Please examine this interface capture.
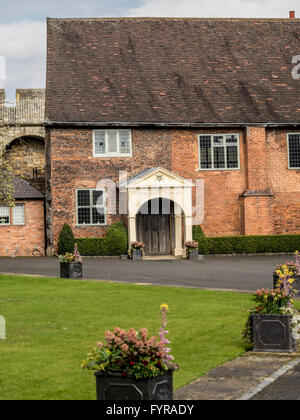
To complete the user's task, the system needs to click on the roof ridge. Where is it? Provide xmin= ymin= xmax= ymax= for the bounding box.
xmin=47 ymin=17 xmax=300 ymax=22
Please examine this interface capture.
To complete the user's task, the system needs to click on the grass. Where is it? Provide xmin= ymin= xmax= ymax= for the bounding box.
xmin=0 ymin=274 xmax=295 ymax=400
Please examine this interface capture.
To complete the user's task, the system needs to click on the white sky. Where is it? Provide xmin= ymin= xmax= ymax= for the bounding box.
xmin=0 ymin=0 xmax=298 ymax=100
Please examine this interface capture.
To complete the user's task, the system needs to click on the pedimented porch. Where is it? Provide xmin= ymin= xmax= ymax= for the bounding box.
xmin=119 ymin=167 xmax=194 ymax=257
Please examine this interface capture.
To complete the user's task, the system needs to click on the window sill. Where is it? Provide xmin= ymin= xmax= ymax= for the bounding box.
xmin=93 ymin=154 xmax=132 ymax=158
xmin=196 ymin=167 xmax=241 ymax=172
xmin=76 ymin=224 xmax=107 ymax=228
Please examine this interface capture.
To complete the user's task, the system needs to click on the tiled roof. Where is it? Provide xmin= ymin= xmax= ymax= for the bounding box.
xmin=46 ymin=17 xmax=300 ymax=125
xmin=13 ymin=177 xmax=44 ymax=200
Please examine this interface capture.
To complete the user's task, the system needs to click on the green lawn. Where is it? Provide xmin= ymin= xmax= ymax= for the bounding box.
xmin=0 ymin=274 xmax=286 ymax=400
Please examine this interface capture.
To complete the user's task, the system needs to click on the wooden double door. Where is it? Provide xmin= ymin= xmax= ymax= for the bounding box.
xmin=136 ymin=199 xmax=174 ymax=255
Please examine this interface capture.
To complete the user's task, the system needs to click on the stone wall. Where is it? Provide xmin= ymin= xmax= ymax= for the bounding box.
xmin=0 ymin=89 xmax=46 ymax=193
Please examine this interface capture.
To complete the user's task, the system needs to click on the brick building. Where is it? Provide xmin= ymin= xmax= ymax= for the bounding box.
xmin=0 ymin=89 xmax=46 ymax=256
xmin=45 ymin=17 xmax=300 ymax=256
xmin=0 ymin=177 xmax=45 ymax=256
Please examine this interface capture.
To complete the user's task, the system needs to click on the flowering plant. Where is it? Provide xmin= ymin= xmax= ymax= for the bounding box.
xmin=82 ymin=304 xmax=178 ymax=379
xmin=242 ymin=282 xmax=297 ymax=346
xmin=129 ymin=241 xmax=145 ymax=251
xmin=128 ymin=241 xmax=145 ymax=259
xmin=252 ymin=287 xmax=295 ymax=315
xmin=275 ymin=251 xmax=300 ymax=279
xmin=184 ymin=240 xmax=199 ymax=251
xmin=59 ymin=244 xmax=83 ymax=264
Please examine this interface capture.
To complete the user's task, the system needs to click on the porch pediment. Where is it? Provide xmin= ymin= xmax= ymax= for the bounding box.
xmin=118 ymin=167 xmax=194 ymax=189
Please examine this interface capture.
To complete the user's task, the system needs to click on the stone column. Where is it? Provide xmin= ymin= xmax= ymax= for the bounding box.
xmin=184 ymin=215 xmax=193 ymax=242
xmin=174 ymin=214 xmax=183 ymax=256
xmin=128 ymin=216 xmax=137 ymax=243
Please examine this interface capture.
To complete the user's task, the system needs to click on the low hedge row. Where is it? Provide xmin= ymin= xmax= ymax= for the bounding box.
xmin=205 ymin=234 xmax=300 ymax=255
xmin=75 ymin=222 xmax=128 ymax=256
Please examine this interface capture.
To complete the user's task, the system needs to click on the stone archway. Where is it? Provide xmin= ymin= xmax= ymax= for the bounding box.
xmin=3 ymin=134 xmax=46 ymax=193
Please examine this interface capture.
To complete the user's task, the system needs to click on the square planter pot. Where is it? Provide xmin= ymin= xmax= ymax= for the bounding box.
xmin=132 ymin=250 xmax=143 ymax=261
xmin=60 ymin=262 xmax=83 ymax=279
xmin=252 ymin=314 xmax=296 ymax=353
xmin=95 ymin=371 xmax=173 ymax=401
xmin=273 ymin=273 xmax=300 ymax=297
xmin=188 ymin=250 xmax=199 ymax=260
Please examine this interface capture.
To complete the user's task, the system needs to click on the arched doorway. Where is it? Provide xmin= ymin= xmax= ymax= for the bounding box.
xmin=136 ymin=198 xmax=183 ymax=256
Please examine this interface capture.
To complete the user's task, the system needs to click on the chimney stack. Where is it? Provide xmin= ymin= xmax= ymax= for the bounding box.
xmin=289 ymin=11 xmax=295 ymax=19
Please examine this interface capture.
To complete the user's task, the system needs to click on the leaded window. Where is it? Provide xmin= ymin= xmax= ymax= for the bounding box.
xmin=13 ymin=204 xmax=25 ymax=225
xmin=199 ymin=134 xmax=239 ymax=170
xmin=94 ymin=130 xmax=132 ymax=157
xmin=76 ymin=190 xmax=106 ymax=225
xmin=288 ymin=134 xmax=300 ymax=169
xmin=0 ymin=207 xmax=10 ymax=225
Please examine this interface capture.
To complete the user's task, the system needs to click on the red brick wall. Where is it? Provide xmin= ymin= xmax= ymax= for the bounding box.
xmin=267 ymin=129 xmax=300 ymax=234
xmin=0 ymin=200 xmax=45 ymax=256
xmin=48 ymin=126 xmax=300 ymax=243
xmin=171 ymin=128 xmax=246 ymax=236
xmin=49 ymin=128 xmax=173 ymax=242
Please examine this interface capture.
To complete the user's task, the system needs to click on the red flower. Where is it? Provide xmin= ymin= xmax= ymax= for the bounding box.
xmin=130 ymin=361 xmax=135 ymax=366
xmin=122 ymin=372 xmax=127 ymax=377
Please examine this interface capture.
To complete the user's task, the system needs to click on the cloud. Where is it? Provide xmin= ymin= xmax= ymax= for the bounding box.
xmin=129 ymin=0 xmax=298 ymax=18
xmin=0 ymin=20 xmax=46 ymax=99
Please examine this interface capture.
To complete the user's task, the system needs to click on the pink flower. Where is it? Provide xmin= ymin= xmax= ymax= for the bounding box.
xmin=97 ymin=342 xmax=103 ymax=349
xmin=120 ymin=344 xmax=129 ymax=354
xmin=114 ymin=327 xmax=121 ymax=335
xmin=140 ymin=328 xmax=148 ymax=340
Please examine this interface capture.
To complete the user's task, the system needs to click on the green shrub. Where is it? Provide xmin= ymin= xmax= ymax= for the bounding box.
xmin=58 ymin=224 xmax=75 ymax=255
xmin=206 ymin=234 xmax=300 ymax=255
xmin=76 ymin=238 xmax=108 ymax=256
xmin=75 ymin=222 xmax=128 ymax=257
xmin=193 ymin=225 xmax=209 ymax=255
xmin=106 ymin=222 xmax=128 ymax=256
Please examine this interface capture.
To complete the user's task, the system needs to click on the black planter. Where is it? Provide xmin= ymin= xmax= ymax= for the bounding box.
xmin=273 ymin=273 xmax=300 ymax=297
xmin=132 ymin=250 xmax=143 ymax=261
xmin=252 ymin=314 xmax=296 ymax=353
xmin=60 ymin=262 xmax=83 ymax=279
xmin=95 ymin=371 xmax=173 ymax=401
xmin=188 ymin=250 xmax=199 ymax=260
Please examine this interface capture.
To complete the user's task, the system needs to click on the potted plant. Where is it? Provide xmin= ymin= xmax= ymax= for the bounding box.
xmin=243 ymin=266 xmax=299 ymax=353
xmin=59 ymin=244 xmax=83 ymax=279
xmin=82 ymin=304 xmax=178 ymax=400
xmin=185 ymin=240 xmax=199 ymax=260
xmin=128 ymin=241 xmax=145 ymax=260
xmin=273 ymin=251 xmax=300 ymax=297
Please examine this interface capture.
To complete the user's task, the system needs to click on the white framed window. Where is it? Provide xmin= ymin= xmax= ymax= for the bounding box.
xmin=0 ymin=207 xmax=10 ymax=225
xmin=13 ymin=204 xmax=25 ymax=226
xmin=76 ymin=189 xmax=106 ymax=226
xmin=198 ymin=134 xmax=240 ymax=170
xmin=93 ymin=129 xmax=132 ymax=157
xmin=288 ymin=133 xmax=300 ymax=169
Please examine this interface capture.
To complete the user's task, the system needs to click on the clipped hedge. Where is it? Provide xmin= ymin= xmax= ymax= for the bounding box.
xmin=75 ymin=222 xmax=128 ymax=257
xmin=76 ymin=237 xmax=108 ymax=257
xmin=193 ymin=225 xmax=209 ymax=255
xmin=206 ymin=234 xmax=300 ymax=255
xmin=58 ymin=223 xmax=75 ymax=255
